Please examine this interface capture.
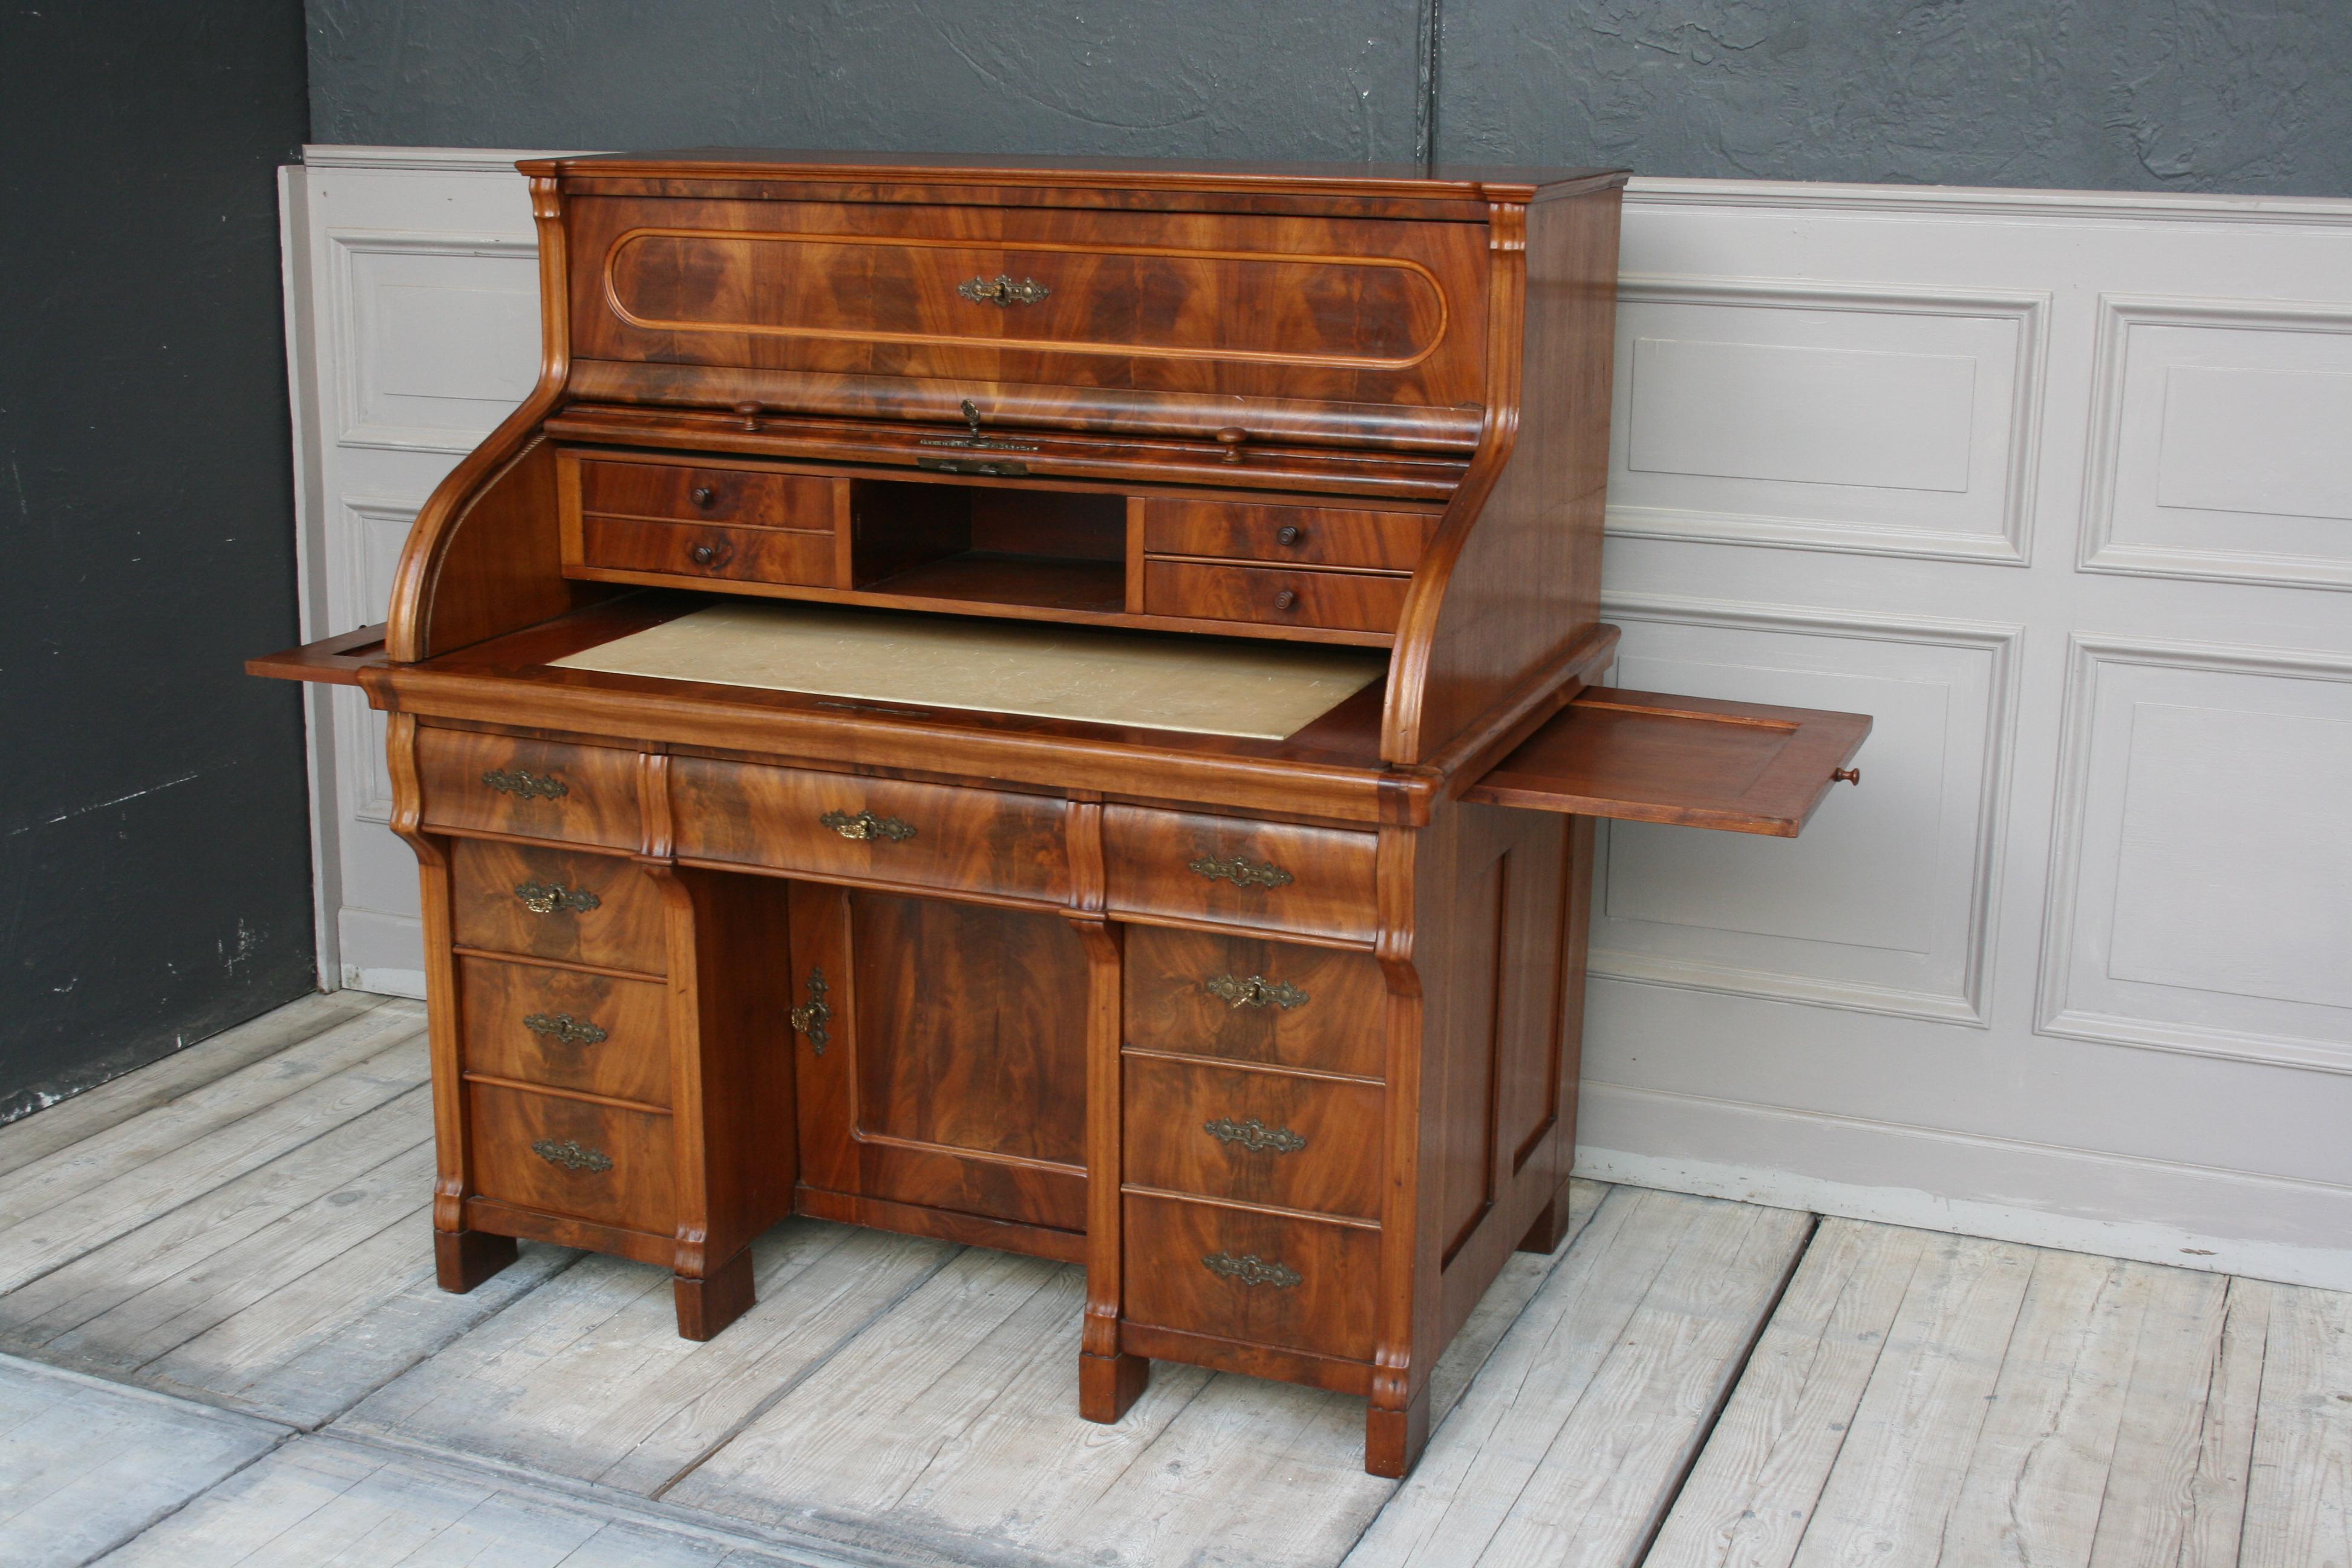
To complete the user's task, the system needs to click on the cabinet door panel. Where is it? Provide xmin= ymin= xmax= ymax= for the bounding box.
xmin=788 ymin=886 xmax=1088 ymax=1235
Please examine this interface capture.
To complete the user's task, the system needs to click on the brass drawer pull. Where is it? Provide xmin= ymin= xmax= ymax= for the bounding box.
xmin=789 ymin=966 xmax=832 ymax=1054
xmin=531 ymin=1137 xmax=612 ymax=1174
xmin=515 ymin=881 xmax=601 ymax=916
xmin=822 ymin=808 xmax=916 ymax=842
xmin=1203 ymin=1252 xmax=1301 ymax=1289
xmin=523 ymin=1011 xmax=607 ymax=1047
xmin=1205 ymin=974 xmax=1308 ymax=1010
xmin=1204 ymin=1116 xmax=1308 ymax=1155
xmin=958 ymin=273 xmax=1050 ymax=307
xmin=1189 ymin=854 xmax=1293 ymax=889
xmin=481 ymin=768 xmax=567 ymax=800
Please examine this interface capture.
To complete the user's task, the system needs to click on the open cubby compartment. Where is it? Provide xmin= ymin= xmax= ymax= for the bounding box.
xmin=848 ymin=479 xmax=1128 ymax=613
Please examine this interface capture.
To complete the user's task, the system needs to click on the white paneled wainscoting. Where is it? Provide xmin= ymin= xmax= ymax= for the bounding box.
xmin=278 ymin=149 xmax=2352 ymax=1289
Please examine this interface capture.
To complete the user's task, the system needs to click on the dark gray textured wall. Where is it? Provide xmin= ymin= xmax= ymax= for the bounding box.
xmin=0 ymin=4 xmax=318 ymax=1120
xmin=305 ymin=0 xmax=2352 ymax=195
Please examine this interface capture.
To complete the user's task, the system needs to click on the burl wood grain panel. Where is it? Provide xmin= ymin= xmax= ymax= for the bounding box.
xmin=577 ymin=457 xmax=841 ymax=528
xmin=1121 ymin=926 xmax=1387 ymax=1079
xmin=456 ymin=955 xmax=671 ymax=1108
xmin=567 ymin=197 xmax=1489 ymax=412
xmin=1141 ymin=498 xmax=1436 ymax=572
xmin=466 ymin=1081 xmax=676 ymax=1236
xmin=1123 ymin=1054 xmax=1384 ymax=1221
xmin=669 ymin=757 xmax=1070 ymax=904
xmin=1102 ymin=806 xmax=1378 ymax=945
xmin=1142 ymin=560 xmax=1411 ymax=636
xmin=414 ymin=727 xmax=642 ymax=851
xmin=574 ymin=515 xmax=836 ymax=589
xmin=447 ymin=839 xmax=668 ymax=975
xmin=1122 ymin=1191 xmax=1379 ymax=1363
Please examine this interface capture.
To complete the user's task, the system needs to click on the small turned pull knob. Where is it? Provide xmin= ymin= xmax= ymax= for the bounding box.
xmin=733 ymin=400 xmax=763 ymax=431
xmin=1275 ymin=524 xmax=1303 ymax=546
xmin=689 ymin=543 xmax=719 ymax=566
xmin=1214 ymin=426 xmax=1248 ymax=463
xmin=1273 ymin=589 xmax=1298 ymax=611
xmin=691 ymin=486 xmax=717 ymax=508
xmin=1833 ymin=767 xmax=1861 ymax=785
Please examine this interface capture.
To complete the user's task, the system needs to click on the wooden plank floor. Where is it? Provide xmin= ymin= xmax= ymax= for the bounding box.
xmin=0 ymin=995 xmax=2344 ymax=1568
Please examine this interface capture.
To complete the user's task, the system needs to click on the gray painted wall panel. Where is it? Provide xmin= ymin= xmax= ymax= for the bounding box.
xmin=305 ymin=0 xmax=1429 ymax=161
xmin=305 ymin=0 xmax=2352 ymax=196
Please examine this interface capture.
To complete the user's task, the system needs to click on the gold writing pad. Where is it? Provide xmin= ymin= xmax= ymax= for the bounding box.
xmin=552 ymin=601 xmax=1387 ymax=741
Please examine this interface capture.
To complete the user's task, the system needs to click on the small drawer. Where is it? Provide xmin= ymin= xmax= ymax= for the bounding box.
xmin=668 ymin=757 xmax=1070 ymax=905
xmin=577 ymin=515 xmax=835 ymax=588
xmin=448 ymin=840 xmax=668 ymax=975
xmin=1122 ymin=1191 xmax=1377 ymax=1364
xmin=1103 ymin=806 xmax=1377 ymax=946
xmin=1123 ymin=927 xmax=1386 ymax=1079
xmin=1143 ymin=560 xmax=1410 ymax=635
xmin=467 ymin=1081 xmax=674 ymax=1236
xmin=457 ymin=955 xmax=670 ymax=1108
xmin=578 ymin=458 xmax=840 ymax=529
xmin=415 ymin=727 xmax=641 ymax=851
xmin=1124 ymin=1055 xmax=1383 ymax=1221
xmin=1142 ymin=498 xmax=1432 ymax=572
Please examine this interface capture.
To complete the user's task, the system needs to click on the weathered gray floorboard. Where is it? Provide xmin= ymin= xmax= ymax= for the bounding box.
xmin=0 ymin=993 xmax=388 ymax=1181
xmin=0 ymin=1351 xmax=286 ymax=1567
xmin=93 ymin=1433 xmax=847 ymax=1567
xmin=2240 ymin=1280 xmax=2352 ymax=1568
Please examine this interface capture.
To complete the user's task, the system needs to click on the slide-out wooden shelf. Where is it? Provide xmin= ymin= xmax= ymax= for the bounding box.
xmin=1465 ymin=686 xmax=1872 ymax=837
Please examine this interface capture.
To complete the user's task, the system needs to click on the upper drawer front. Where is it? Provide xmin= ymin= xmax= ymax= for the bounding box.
xmin=577 ymin=459 xmax=840 ymax=529
xmin=1142 ymin=499 xmax=1434 ymax=572
xmin=457 ymin=955 xmax=671 ymax=1108
xmin=567 ymin=197 xmax=1487 ymax=413
xmin=448 ymin=840 xmax=668 ymax=975
xmin=1124 ymin=1054 xmax=1383 ymax=1222
xmin=416 ymin=727 xmax=641 ymax=851
xmin=1103 ymin=807 xmax=1378 ymax=945
xmin=668 ymin=758 xmax=1070 ymax=904
xmin=575 ymin=515 xmax=835 ymax=589
xmin=1123 ymin=927 xmax=1387 ymax=1079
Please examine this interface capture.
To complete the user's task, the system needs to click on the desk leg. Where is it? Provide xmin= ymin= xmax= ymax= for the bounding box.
xmin=435 ymin=1228 xmax=518 ymax=1293
xmin=1070 ymin=846 xmax=1149 ymax=1423
xmin=674 ymin=1247 xmax=756 ymax=1341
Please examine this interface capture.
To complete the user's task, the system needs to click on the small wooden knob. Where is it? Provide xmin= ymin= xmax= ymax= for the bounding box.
xmin=689 ymin=543 xmax=719 ymax=566
xmin=733 ymin=400 xmax=763 ymax=431
xmin=1275 ymin=525 xmax=1303 ymax=546
xmin=1832 ymin=767 xmax=1861 ymax=785
xmin=1273 ymin=589 xmax=1298 ymax=611
xmin=691 ymin=486 xmax=717 ymax=508
xmin=1214 ymin=426 xmax=1247 ymax=463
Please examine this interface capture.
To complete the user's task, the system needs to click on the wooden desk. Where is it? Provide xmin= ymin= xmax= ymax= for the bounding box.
xmin=255 ymin=151 xmax=1867 ymax=1478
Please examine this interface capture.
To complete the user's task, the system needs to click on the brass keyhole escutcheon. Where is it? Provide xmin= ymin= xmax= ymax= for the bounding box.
xmin=531 ymin=1138 xmax=612 ymax=1174
xmin=1204 ymin=1116 xmax=1308 ymax=1155
xmin=820 ymin=808 xmax=916 ymax=842
xmin=523 ymin=1011 xmax=607 ymax=1047
xmin=1189 ymin=854 xmax=1293 ymax=889
xmin=789 ymin=967 xmax=832 ymax=1054
xmin=1204 ymin=974 xmax=1308 ymax=1010
xmin=1202 ymin=1252 xmax=1300 ymax=1289
xmin=514 ymin=881 xmax=599 ymax=916
xmin=482 ymin=768 xmax=567 ymax=800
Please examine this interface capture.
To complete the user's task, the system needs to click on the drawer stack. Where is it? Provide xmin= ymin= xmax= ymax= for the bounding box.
xmin=1106 ymin=808 xmax=1388 ymax=1378
xmin=1137 ymin=498 xmax=1433 ymax=637
xmin=566 ymin=456 xmax=840 ymax=589
xmin=416 ymin=729 xmax=682 ymax=1262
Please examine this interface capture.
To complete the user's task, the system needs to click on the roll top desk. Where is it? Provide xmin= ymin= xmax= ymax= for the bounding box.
xmin=254 ymin=151 xmax=1867 ymax=1478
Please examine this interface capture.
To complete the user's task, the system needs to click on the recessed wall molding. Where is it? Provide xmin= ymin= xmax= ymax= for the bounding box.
xmin=332 ymin=498 xmax=420 ymax=825
xmin=2038 ymin=633 xmax=2352 ymax=1072
xmin=1592 ymin=592 xmax=2022 ymax=1025
xmin=2079 ymin=293 xmax=2352 ymax=592
xmin=327 ymin=227 xmax=541 ymax=454
xmin=1606 ymin=274 xmax=2048 ymax=565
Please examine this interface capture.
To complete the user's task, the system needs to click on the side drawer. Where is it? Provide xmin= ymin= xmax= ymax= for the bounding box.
xmin=1143 ymin=559 xmax=1410 ymax=635
xmin=448 ymin=840 xmax=668 ymax=975
xmin=457 ymin=955 xmax=670 ymax=1108
xmin=1123 ymin=927 xmax=1386 ymax=1079
xmin=577 ymin=514 xmax=835 ymax=588
xmin=577 ymin=457 xmax=841 ymax=529
xmin=467 ymin=1082 xmax=675 ymax=1236
xmin=1103 ymin=806 xmax=1377 ymax=945
xmin=1141 ymin=498 xmax=1433 ymax=572
xmin=415 ymin=727 xmax=641 ymax=851
xmin=669 ymin=758 xmax=1070 ymax=905
xmin=1122 ymin=1191 xmax=1377 ymax=1364
xmin=1124 ymin=1054 xmax=1383 ymax=1221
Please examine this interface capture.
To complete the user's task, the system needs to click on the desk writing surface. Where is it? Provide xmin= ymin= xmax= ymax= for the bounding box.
xmin=550 ymin=601 xmax=1387 ymax=741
